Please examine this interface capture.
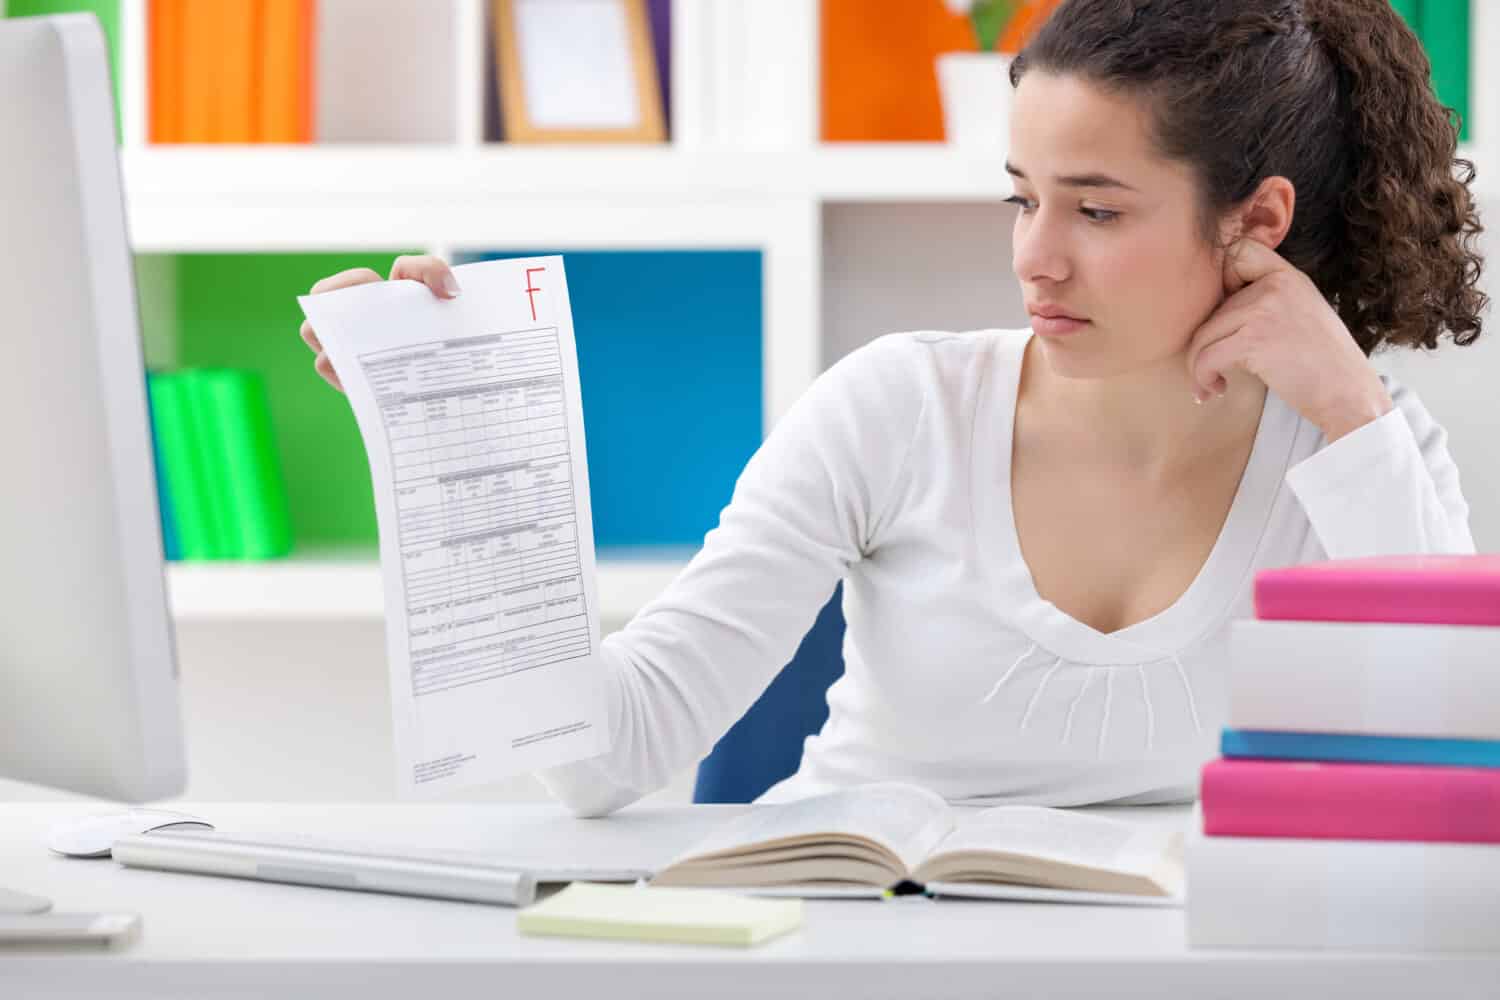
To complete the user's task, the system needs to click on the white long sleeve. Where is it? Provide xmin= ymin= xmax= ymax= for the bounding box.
xmin=536 ymin=334 xmax=926 ymax=816
xmin=1285 ymin=375 xmax=1475 ymax=558
xmin=536 ymin=329 xmax=1479 ymax=818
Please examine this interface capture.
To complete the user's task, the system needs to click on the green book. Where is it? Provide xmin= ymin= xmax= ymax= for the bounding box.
xmin=196 ymin=369 xmax=294 ymax=560
xmin=4 ymin=0 xmax=122 ymax=137
xmin=147 ymin=372 xmax=220 ymax=560
xmin=177 ymin=369 xmax=236 ymax=559
xmin=517 ymin=882 xmax=803 ymax=948
xmin=1418 ymin=0 xmax=1470 ymax=143
xmin=144 ymin=371 xmax=183 ymax=561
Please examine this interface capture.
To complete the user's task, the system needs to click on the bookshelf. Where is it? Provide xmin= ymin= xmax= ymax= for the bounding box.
xmin=84 ymin=0 xmax=1500 ymax=622
xmin=0 ymin=0 xmax=1483 ymax=808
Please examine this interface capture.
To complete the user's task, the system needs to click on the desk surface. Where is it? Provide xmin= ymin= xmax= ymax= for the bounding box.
xmin=2 ymin=800 xmax=1497 ymax=999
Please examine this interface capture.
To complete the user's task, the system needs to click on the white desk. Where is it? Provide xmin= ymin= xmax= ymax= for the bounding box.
xmin=2 ymin=801 xmax=1497 ymax=999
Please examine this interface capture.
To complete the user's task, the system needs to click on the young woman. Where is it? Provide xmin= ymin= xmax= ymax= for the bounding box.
xmin=300 ymin=0 xmax=1486 ymax=817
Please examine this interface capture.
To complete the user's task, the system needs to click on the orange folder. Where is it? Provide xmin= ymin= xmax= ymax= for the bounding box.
xmin=179 ymin=0 xmax=213 ymax=141
xmin=820 ymin=0 xmax=1063 ymax=142
xmin=218 ymin=0 xmax=256 ymax=142
xmin=151 ymin=0 xmax=316 ymax=144
xmin=300 ymin=0 xmax=317 ymax=141
xmin=258 ymin=0 xmax=315 ymax=143
xmin=147 ymin=0 xmax=182 ymax=142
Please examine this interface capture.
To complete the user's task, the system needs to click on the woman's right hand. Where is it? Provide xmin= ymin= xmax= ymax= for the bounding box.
xmin=299 ymin=254 xmax=463 ymax=393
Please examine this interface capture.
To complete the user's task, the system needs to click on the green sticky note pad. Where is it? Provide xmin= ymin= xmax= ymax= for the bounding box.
xmin=517 ymin=882 xmax=803 ymax=948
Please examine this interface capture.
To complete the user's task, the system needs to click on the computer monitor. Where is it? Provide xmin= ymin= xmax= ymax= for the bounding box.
xmin=0 ymin=16 xmax=187 ymax=805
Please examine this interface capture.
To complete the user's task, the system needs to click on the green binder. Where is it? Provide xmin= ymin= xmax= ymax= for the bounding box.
xmin=177 ymin=369 xmax=237 ymax=559
xmin=196 ymin=369 xmax=294 ymax=559
xmin=1419 ymin=0 xmax=1471 ymax=143
xmin=148 ymin=372 xmax=221 ymax=560
xmin=179 ymin=370 xmax=238 ymax=558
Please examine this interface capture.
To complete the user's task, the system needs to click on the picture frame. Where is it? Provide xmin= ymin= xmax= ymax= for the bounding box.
xmin=493 ymin=0 xmax=667 ymax=143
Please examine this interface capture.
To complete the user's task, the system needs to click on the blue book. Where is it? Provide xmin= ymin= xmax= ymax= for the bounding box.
xmin=144 ymin=371 xmax=182 ymax=561
xmin=1222 ymin=728 xmax=1500 ymax=769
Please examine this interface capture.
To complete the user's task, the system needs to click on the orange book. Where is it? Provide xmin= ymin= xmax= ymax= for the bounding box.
xmin=180 ymin=0 xmax=213 ymax=141
xmin=216 ymin=0 xmax=256 ymax=142
xmin=299 ymin=0 xmax=316 ymax=141
xmin=146 ymin=0 xmax=162 ymax=141
xmin=147 ymin=0 xmax=182 ymax=142
xmin=821 ymin=0 xmax=973 ymax=142
xmin=257 ymin=0 xmax=314 ymax=142
xmin=258 ymin=0 xmax=293 ymax=141
xmin=820 ymin=0 xmax=1064 ymax=142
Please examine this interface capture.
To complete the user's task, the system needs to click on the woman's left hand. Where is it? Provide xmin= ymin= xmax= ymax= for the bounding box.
xmin=1185 ymin=237 xmax=1394 ymax=442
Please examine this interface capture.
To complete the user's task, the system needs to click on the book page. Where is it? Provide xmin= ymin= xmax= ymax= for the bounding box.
xmin=658 ymin=783 xmax=956 ymax=880
xmin=297 ymin=256 xmax=609 ymax=797
xmin=921 ymin=882 xmax=1184 ymax=907
xmin=925 ymin=805 xmax=1181 ymax=877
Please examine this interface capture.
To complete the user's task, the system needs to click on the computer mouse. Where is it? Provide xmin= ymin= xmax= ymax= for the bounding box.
xmin=47 ymin=808 xmax=215 ymax=859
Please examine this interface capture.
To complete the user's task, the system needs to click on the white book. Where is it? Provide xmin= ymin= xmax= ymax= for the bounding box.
xmin=1186 ymin=804 xmax=1500 ymax=952
xmin=649 ymin=782 xmax=1185 ymax=904
xmin=1228 ymin=619 xmax=1500 ymax=739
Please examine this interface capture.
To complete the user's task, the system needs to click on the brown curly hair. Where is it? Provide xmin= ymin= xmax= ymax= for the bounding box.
xmin=1009 ymin=0 xmax=1487 ymax=355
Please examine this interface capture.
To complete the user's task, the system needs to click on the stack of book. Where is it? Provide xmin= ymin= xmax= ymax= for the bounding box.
xmin=148 ymin=0 xmax=316 ymax=143
xmin=1187 ymin=553 xmax=1500 ymax=951
xmin=145 ymin=368 xmax=293 ymax=561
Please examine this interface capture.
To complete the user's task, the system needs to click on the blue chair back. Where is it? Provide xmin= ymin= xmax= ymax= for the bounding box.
xmin=692 ymin=584 xmax=847 ymax=803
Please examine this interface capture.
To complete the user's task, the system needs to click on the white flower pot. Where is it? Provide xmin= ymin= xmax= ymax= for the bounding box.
xmin=936 ymin=51 xmax=1014 ymax=149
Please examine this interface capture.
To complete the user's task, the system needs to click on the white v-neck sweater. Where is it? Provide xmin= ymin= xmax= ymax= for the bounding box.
xmin=539 ymin=328 xmax=1475 ymax=817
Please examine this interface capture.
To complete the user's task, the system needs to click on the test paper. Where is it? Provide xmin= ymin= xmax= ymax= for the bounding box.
xmin=298 ymin=255 xmax=610 ymax=796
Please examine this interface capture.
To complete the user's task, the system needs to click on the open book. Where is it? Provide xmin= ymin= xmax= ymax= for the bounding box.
xmin=650 ymin=783 xmax=1186 ymax=905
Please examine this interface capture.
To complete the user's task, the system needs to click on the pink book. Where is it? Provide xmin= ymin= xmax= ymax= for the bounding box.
xmin=1201 ymin=758 xmax=1500 ymax=843
xmin=1254 ymin=553 xmax=1500 ymax=625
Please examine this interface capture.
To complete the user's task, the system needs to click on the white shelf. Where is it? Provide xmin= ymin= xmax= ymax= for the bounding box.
xmin=166 ymin=551 xmax=690 ymax=623
xmin=116 ymin=143 xmax=1027 ymax=251
xmin=120 ymin=145 xmax=804 ymax=252
xmin=118 ymin=143 xmax=1041 ymax=203
xmin=120 ymin=139 xmax=1497 ymax=252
